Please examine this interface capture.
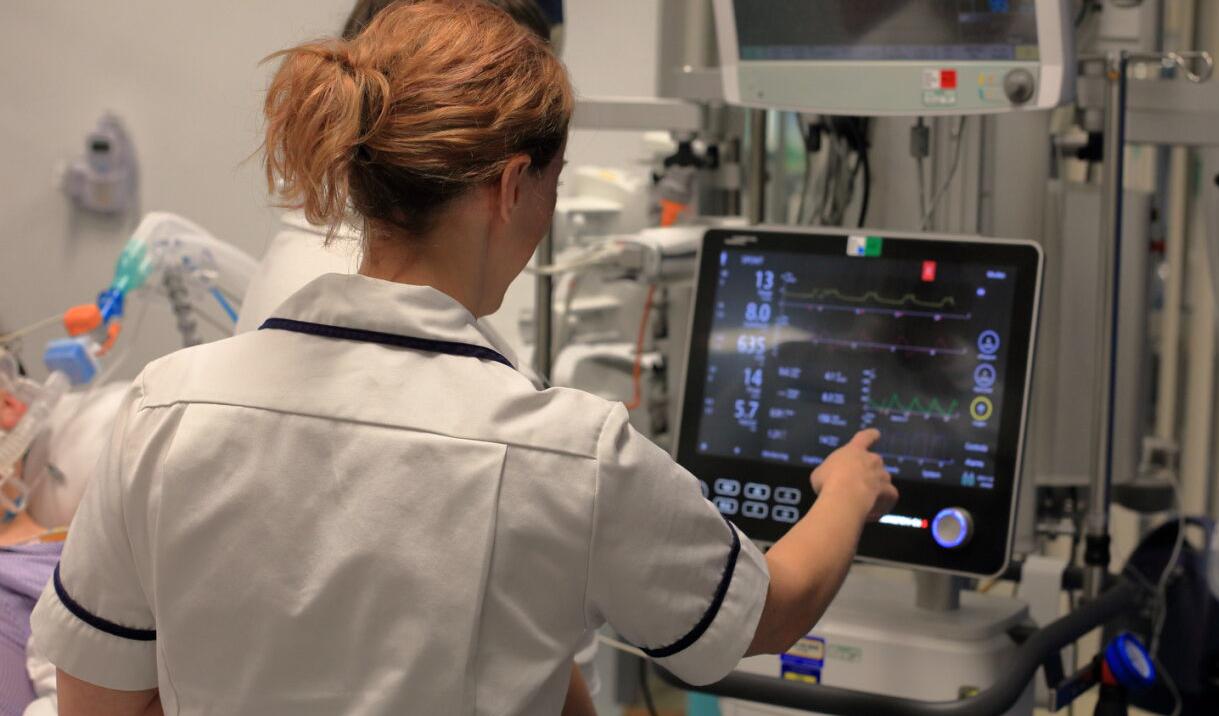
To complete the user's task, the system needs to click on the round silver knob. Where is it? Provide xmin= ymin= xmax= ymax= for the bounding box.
xmin=1004 ymin=69 xmax=1036 ymax=105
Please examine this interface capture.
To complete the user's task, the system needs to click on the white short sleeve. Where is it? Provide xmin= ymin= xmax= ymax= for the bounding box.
xmin=585 ymin=404 xmax=769 ymax=685
xmin=30 ymin=380 xmax=158 ymax=691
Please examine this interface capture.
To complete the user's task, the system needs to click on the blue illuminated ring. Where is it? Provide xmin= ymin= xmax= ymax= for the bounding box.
xmin=932 ymin=508 xmax=970 ymax=549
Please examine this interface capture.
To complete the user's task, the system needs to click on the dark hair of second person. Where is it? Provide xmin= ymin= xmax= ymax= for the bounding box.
xmin=341 ymin=0 xmax=551 ymax=42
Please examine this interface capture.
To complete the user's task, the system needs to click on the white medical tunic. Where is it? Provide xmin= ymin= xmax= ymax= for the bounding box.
xmin=31 ymin=273 xmax=769 ymax=715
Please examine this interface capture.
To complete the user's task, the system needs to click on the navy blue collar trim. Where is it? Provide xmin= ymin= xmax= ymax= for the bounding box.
xmin=640 ymin=516 xmax=741 ymax=659
xmin=260 ymin=318 xmax=514 ymax=369
xmin=53 ymin=564 xmax=156 ymax=642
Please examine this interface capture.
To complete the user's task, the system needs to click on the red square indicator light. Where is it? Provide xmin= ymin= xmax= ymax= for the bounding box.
xmin=921 ymin=260 xmax=937 ymax=282
xmin=941 ymin=69 xmax=958 ymax=89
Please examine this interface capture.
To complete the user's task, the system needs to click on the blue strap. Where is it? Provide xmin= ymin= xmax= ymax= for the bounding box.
xmin=641 ymin=516 xmax=742 ymax=659
xmin=260 ymin=318 xmax=514 ymax=369
xmin=53 ymin=564 xmax=156 ymax=642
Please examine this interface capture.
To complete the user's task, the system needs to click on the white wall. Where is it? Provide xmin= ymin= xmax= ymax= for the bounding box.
xmin=561 ymin=0 xmax=659 ymax=169
xmin=0 ymin=1 xmax=666 ymax=379
xmin=0 ymin=1 xmax=357 ymax=378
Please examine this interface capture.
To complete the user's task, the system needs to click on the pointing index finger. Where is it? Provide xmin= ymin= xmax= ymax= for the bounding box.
xmin=850 ymin=428 xmax=881 ymax=450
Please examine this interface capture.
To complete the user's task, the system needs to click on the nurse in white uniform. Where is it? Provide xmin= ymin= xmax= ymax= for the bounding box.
xmin=31 ymin=2 xmax=898 ymax=715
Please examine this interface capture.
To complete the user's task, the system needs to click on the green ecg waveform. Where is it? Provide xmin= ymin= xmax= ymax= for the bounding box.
xmin=785 ymin=288 xmax=956 ymax=310
xmin=866 ymin=394 xmax=960 ymax=419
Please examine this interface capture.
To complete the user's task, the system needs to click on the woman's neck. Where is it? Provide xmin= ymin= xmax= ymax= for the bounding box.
xmin=358 ymin=198 xmax=493 ymax=316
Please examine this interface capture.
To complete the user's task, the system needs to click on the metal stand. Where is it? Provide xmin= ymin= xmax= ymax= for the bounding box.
xmin=914 ymin=572 xmax=967 ymax=612
xmin=746 ymin=108 xmax=767 ymax=223
xmin=1079 ymin=49 xmax=1213 ymax=598
xmin=1082 ymin=52 xmax=1128 ymax=599
xmin=532 ymin=225 xmax=555 ymax=382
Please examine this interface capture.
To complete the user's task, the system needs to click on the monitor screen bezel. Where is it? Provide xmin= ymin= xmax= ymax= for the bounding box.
xmin=729 ymin=0 xmax=1042 ymax=64
xmin=674 ymin=227 xmax=1044 ymax=577
xmin=711 ymin=0 xmax=1073 ymax=116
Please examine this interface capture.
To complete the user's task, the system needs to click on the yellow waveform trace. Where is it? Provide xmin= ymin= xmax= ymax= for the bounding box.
xmin=785 ymin=288 xmax=957 ymax=310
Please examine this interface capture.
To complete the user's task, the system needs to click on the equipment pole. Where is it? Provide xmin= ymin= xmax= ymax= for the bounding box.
xmin=746 ymin=109 xmax=767 ymax=223
xmin=533 ymin=225 xmax=555 ymax=382
xmin=1085 ymin=52 xmax=1128 ymax=599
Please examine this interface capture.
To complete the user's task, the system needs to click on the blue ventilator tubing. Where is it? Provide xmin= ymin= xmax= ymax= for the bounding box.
xmin=210 ymin=287 xmax=239 ymax=323
xmin=97 ymin=288 xmax=125 ymax=323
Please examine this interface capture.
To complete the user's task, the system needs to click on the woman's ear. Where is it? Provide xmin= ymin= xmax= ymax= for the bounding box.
xmin=496 ymin=155 xmax=534 ymax=224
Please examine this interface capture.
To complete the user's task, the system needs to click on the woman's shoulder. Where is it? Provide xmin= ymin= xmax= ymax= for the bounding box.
xmin=487 ymin=380 xmax=627 ymax=460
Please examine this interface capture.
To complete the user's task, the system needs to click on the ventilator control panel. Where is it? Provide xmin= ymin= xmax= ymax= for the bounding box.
xmin=677 ymin=228 xmax=1042 ymax=576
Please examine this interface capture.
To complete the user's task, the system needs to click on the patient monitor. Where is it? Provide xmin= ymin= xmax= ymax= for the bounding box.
xmin=676 ymin=228 xmax=1043 ymax=577
xmin=713 ymin=0 xmax=1074 ymax=115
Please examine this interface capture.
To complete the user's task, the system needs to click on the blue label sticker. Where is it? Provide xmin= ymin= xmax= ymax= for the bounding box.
xmin=781 ymin=635 xmax=826 ymax=684
xmin=787 ymin=635 xmax=826 ymax=662
xmin=780 ymin=655 xmax=822 ymax=684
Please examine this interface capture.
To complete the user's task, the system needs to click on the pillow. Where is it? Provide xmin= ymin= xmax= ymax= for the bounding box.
xmin=235 ymin=213 xmax=361 ymax=334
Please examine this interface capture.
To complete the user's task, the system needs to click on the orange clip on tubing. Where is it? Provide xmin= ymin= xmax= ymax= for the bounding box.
xmin=97 ymin=322 xmax=122 ymax=357
xmin=63 ymin=305 xmax=103 ymax=337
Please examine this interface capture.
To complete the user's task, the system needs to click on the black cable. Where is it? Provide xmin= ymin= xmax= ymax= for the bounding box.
xmin=798 ymin=120 xmax=823 ymax=225
xmin=816 ymin=134 xmax=839 ymax=224
xmin=640 ymin=658 xmax=660 ymax=716
xmin=848 ymin=118 xmax=871 ymax=227
xmin=799 ymin=116 xmax=869 ymax=227
xmin=857 ymin=147 xmax=871 ymax=227
xmin=817 ymin=117 xmax=868 ymax=226
xmin=1074 ymin=0 xmax=1094 ymax=28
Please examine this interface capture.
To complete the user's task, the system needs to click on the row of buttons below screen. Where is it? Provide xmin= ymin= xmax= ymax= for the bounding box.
xmin=699 ymin=479 xmax=802 ymax=504
xmin=698 ymin=479 xmax=803 ymax=523
xmin=716 ymin=498 xmax=800 ymax=522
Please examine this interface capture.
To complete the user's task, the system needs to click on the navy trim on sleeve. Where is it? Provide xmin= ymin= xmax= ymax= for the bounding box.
xmin=260 ymin=318 xmax=515 ymax=369
xmin=52 ymin=564 xmax=156 ymax=642
xmin=641 ymin=516 xmax=741 ymax=658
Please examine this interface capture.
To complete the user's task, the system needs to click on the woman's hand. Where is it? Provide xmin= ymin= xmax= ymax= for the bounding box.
xmin=748 ymin=430 xmax=898 ymax=656
xmin=811 ymin=429 xmax=898 ymax=522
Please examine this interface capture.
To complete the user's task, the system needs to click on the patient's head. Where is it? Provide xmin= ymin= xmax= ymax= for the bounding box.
xmin=1 ymin=384 xmax=38 ymax=544
xmin=1 ymin=390 xmax=26 ymax=497
xmin=0 ymin=351 xmax=28 ymax=431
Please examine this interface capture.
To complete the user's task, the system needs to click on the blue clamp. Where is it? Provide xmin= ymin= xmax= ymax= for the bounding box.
xmin=43 ymin=338 xmax=98 ymax=386
xmin=97 ymin=288 xmax=125 ymax=324
xmin=1104 ymin=632 xmax=1156 ymax=692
